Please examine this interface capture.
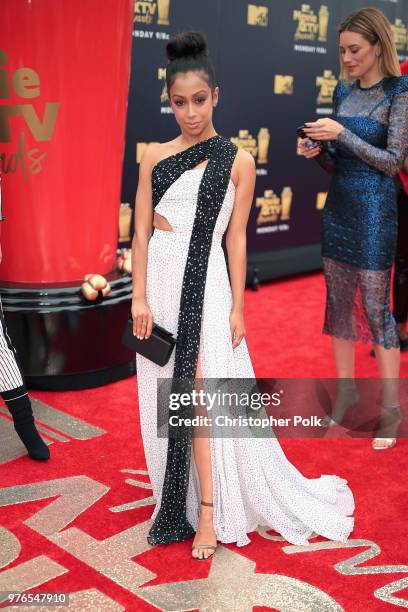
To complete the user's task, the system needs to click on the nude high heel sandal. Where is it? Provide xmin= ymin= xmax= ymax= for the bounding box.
xmin=191 ymin=501 xmax=218 ymax=561
xmin=372 ymin=405 xmax=402 ymax=450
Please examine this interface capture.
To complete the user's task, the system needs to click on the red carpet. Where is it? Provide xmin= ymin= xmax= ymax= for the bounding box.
xmin=1 ymin=272 xmax=407 ymax=611
xmin=245 ymin=271 xmax=408 ymax=378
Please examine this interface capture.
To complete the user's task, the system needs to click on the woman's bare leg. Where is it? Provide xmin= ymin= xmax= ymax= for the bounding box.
xmin=191 ymin=353 xmax=217 ymax=559
xmin=372 ymin=345 xmax=400 ymax=449
xmin=324 ymin=338 xmax=358 ymax=425
xmin=332 ymin=337 xmax=355 ymax=378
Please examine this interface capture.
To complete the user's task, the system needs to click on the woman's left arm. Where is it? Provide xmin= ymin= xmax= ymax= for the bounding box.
xmin=304 ymin=79 xmax=408 ymax=177
xmin=225 ymin=149 xmax=256 ymax=348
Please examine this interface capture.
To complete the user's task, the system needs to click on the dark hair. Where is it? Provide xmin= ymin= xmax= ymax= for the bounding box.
xmin=165 ymin=31 xmax=216 ymax=92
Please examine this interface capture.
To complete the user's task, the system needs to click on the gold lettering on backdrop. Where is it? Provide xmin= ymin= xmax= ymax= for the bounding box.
xmin=256 ymin=187 xmax=292 ymax=224
xmin=392 ymin=19 xmax=408 ymax=52
xmin=158 ymin=67 xmax=169 ymax=104
xmin=316 ymin=192 xmax=327 ymax=209
xmin=247 ymin=5 xmax=269 ymax=27
xmin=316 ymin=69 xmax=337 ymax=105
xmin=256 ymin=190 xmax=280 ymax=223
xmin=318 ymin=5 xmax=329 ymax=42
xmin=293 ymin=4 xmax=318 ymax=40
xmin=0 ymin=49 xmax=60 ymax=177
xmin=134 ymin=1 xmax=156 ymax=25
xmin=231 ymin=128 xmax=270 ymax=164
xmin=257 ymin=128 xmax=270 ymax=163
xmin=134 ymin=0 xmax=171 ymax=26
xmin=157 ymin=0 xmax=170 ymax=25
xmin=274 ymin=75 xmax=294 ymax=95
xmin=231 ymin=129 xmax=258 ymax=158
xmin=293 ymin=4 xmax=329 ymax=43
xmin=281 ymin=186 xmax=293 ymax=220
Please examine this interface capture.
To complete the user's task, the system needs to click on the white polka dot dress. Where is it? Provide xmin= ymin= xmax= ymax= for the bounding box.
xmin=136 ymin=166 xmax=355 ymax=548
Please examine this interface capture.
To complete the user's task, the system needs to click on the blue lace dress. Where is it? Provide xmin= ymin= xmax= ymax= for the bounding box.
xmin=317 ymin=76 xmax=408 ymax=348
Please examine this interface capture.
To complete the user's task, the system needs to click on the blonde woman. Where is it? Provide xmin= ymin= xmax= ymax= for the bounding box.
xmin=300 ymin=8 xmax=408 ymax=449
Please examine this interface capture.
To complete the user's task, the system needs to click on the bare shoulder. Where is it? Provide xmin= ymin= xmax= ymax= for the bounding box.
xmin=231 ymin=148 xmax=256 ymax=185
xmin=139 ymin=142 xmax=161 ymax=170
xmin=152 ymin=138 xmax=184 ymax=165
xmin=235 ymin=147 xmax=256 ymax=171
xmin=140 ymin=139 xmax=182 ymax=170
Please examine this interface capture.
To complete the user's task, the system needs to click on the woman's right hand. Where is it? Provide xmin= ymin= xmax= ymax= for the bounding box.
xmin=298 ymin=138 xmax=322 ymax=159
xmin=131 ymin=297 xmax=154 ymax=340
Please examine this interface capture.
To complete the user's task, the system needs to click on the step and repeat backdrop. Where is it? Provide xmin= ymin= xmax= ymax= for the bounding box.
xmin=120 ymin=0 xmax=408 ymax=281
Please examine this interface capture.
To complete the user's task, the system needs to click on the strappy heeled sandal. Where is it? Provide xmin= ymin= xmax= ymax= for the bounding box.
xmin=372 ymin=405 xmax=402 ymax=450
xmin=192 ymin=501 xmax=218 ymax=561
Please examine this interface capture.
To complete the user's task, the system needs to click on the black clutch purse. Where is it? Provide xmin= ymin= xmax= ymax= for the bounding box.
xmin=122 ymin=316 xmax=176 ymax=366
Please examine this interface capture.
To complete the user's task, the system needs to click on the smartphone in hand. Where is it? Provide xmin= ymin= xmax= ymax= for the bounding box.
xmin=296 ymin=124 xmax=320 ymax=149
xmin=296 ymin=125 xmax=308 ymax=139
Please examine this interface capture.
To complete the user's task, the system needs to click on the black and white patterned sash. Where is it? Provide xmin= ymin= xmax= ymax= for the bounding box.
xmin=147 ymin=134 xmax=238 ymax=545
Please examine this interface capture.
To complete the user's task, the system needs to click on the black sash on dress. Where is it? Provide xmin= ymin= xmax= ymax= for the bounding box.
xmin=147 ymin=135 xmax=238 ymax=545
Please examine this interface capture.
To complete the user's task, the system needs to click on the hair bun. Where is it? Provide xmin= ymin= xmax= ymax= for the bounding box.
xmin=166 ymin=32 xmax=208 ymax=62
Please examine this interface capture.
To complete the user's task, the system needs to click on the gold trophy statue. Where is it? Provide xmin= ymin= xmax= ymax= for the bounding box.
xmin=316 ymin=192 xmax=327 ymax=210
xmin=257 ymin=128 xmax=270 ymax=164
xmin=280 ymin=187 xmax=293 ymax=220
xmin=157 ymin=0 xmax=170 ymax=25
xmin=119 ymin=203 xmax=132 ymax=243
xmin=318 ymin=5 xmax=329 ymax=42
xmin=160 ymin=81 xmax=169 ymax=104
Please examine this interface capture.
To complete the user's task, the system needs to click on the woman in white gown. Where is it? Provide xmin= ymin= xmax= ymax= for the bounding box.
xmin=131 ymin=32 xmax=355 ymax=560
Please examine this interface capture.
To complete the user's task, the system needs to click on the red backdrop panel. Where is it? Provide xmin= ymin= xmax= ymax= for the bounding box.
xmin=0 ymin=0 xmax=133 ymax=282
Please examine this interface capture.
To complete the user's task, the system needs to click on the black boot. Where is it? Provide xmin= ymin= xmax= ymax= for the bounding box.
xmin=400 ymin=337 xmax=408 ymax=352
xmin=1 ymin=386 xmax=50 ymax=460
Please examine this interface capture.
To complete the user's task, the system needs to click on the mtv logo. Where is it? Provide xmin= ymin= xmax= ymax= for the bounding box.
xmin=247 ymin=5 xmax=268 ymax=27
xmin=274 ymin=75 xmax=294 ymax=95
